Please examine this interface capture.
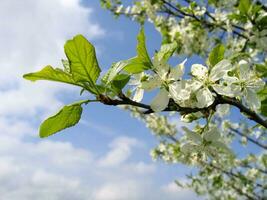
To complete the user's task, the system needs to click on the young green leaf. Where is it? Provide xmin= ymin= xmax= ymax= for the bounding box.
xmin=260 ymin=98 xmax=267 ymax=117
xmin=39 ymin=100 xmax=88 ymax=138
xmin=208 ymin=44 xmax=225 ymax=67
xmin=61 ymin=59 xmax=70 ymax=73
xmin=238 ymin=0 xmax=251 ymax=15
xmin=23 ymin=66 xmax=81 ymax=87
xmin=136 ymin=27 xmax=152 ymax=67
xmin=255 ymin=64 xmax=267 ymax=77
xmin=155 ymin=42 xmax=177 ymax=63
xmin=258 ymin=86 xmax=267 ymax=101
xmin=102 ymin=27 xmax=152 ymax=84
xmin=111 ymin=74 xmax=130 ymax=92
xmin=64 ymin=34 xmax=101 ymax=84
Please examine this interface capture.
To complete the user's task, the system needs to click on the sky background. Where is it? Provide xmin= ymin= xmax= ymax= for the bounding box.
xmin=0 ymin=0 xmax=238 ymax=199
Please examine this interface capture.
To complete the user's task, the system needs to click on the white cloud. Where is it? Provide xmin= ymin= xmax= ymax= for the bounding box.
xmin=162 ymin=182 xmax=201 ymax=200
xmin=98 ymin=136 xmax=140 ymax=167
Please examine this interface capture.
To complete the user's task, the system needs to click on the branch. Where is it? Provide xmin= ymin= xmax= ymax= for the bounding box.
xmin=218 ymin=96 xmax=267 ymax=129
xmin=229 ymin=127 xmax=267 ymax=150
xmin=161 ymin=0 xmax=249 ymax=39
xmin=97 ymin=93 xmax=267 ymax=129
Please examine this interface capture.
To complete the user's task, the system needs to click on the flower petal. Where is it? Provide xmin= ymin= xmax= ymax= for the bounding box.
xmin=168 ymin=58 xmax=187 ymax=81
xmin=169 ymin=80 xmax=192 ymax=102
xmin=141 ymin=75 xmax=161 ymax=91
xmin=212 ymin=82 xmax=240 ymax=97
xmin=238 ymin=60 xmax=250 ymax=80
xmin=150 ymin=88 xmax=169 ymax=112
xmin=210 ymin=59 xmax=233 ymax=82
xmin=191 ymin=64 xmax=208 ymax=80
xmin=196 ymin=87 xmax=214 ymax=108
xmin=133 ymin=87 xmax=144 ymax=102
xmin=203 ymin=126 xmax=220 ymax=142
xmin=182 ymin=127 xmax=202 ymax=143
xmin=245 ymin=88 xmax=261 ymax=110
xmin=181 ymin=143 xmax=199 ymax=154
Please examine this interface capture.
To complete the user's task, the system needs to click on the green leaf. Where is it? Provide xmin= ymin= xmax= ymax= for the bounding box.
xmin=64 ymin=34 xmax=101 ymax=85
xmin=256 ymin=15 xmax=267 ymax=29
xmin=155 ymin=42 xmax=177 ymax=63
xmin=208 ymin=44 xmax=225 ymax=67
xmin=39 ymin=100 xmax=88 ymax=138
xmin=102 ymin=27 xmax=152 ymax=84
xmin=238 ymin=0 xmax=251 ymax=14
xmin=61 ymin=59 xmax=70 ymax=73
xmin=136 ymin=27 xmax=152 ymax=67
xmin=255 ymin=64 xmax=267 ymax=77
xmin=23 ymin=66 xmax=80 ymax=86
xmin=112 ymin=74 xmax=130 ymax=92
xmin=258 ymin=86 xmax=267 ymax=101
xmin=123 ymin=57 xmax=149 ymax=73
xmin=260 ymin=98 xmax=267 ymax=117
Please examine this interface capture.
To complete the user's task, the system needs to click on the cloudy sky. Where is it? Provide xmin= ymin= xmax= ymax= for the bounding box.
xmin=0 ymin=0 xmax=200 ymax=199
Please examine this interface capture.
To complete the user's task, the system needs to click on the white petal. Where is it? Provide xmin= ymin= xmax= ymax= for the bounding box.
xmin=212 ymin=83 xmax=240 ymax=97
xmin=196 ymin=87 xmax=214 ymax=108
xmin=180 ymin=143 xmax=199 ymax=154
xmin=245 ymin=88 xmax=261 ymax=110
xmin=210 ymin=59 xmax=233 ymax=82
xmin=133 ymin=87 xmax=144 ymax=102
xmin=141 ymin=75 xmax=161 ymax=91
xmin=150 ymin=88 xmax=169 ymax=112
xmin=247 ymin=78 xmax=265 ymax=91
xmin=169 ymin=81 xmax=191 ymax=102
xmin=203 ymin=126 xmax=220 ymax=142
xmin=182 ymin=127 xmax=202 ymax=143
xmin=191 ymin=64 xmax=208 ymax=80
xmin=238 ymin=60 xmax=250 ymax=80
xmin=212 ymin=141 xmax=233 ymax=155
xmin=168 ymin=58 xmax=187 ymax=81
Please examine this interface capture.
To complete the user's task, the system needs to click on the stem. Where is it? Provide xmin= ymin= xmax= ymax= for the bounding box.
xmin=161 ymin=0 xmax=249 ymax=39
xmin=218 ymin=96 xmax=267 ymax=129
xmin=229 ymin=127 xmax=267 ymax=150
xmin=98 ymin=93 xmax=267 ymax=129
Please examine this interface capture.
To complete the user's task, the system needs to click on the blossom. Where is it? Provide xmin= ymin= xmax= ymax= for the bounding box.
xmin=142 ymin=58 xmax=186 ymax=112
xmin=180 ymin=126 xmax=232 ymax=158
xmin=170 ymin=59 xmax=237 ymax=108
xmin=235 ymin=60 xmax=265 ymax=110
xmin=129 ymin=72 xmax=146 ymax=102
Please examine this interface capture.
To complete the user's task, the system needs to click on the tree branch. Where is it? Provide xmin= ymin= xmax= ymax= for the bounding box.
xmin=229 ymin=127 xmax=267 ymax=150
xmin=161 ymin=0 xmax=249 ymax=39
xmin=97 ymin=93 xmax=267 ymax=129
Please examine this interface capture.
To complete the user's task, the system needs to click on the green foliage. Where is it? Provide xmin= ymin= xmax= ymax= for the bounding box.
xmin=260 ymin=98 xmax=267 ymax=116
xmin=23 ymin=66 xmax=80 ymax=86
xmin=103 ymin=27 xmax=151 ymax=83
xmin=64 ymin=34 xmax=101 ymax=85
xmin=208 ymin=44 xmax=225 ymax=67
xmin=111 ymin=74 xmax=130 ymax=92
xmin=155 ymin=42 xmax=177 ymax=63
xmin=255 ymin=64 xmax=267 ymax=77
xmin=238 ymin=0 xmax=251 ymax=15
xmin=136 ymin=27 xmax=152 ymax=67
xmin=39 ymin=100 xmax=88 ymax=138
xmin=258 ymin=87 xmax=267 ymax=116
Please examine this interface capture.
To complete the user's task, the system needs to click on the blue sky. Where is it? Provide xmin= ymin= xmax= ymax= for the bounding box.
xmin=1 ymin=0 xmax=260 ymax=199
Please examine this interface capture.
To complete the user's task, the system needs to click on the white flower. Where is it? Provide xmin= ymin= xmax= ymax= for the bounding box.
xmin=180 ymin=126 xmax=232 ymax=157
xmin=129 ymin=72 xmax=145 ymax=102
xmin=236 ymin=60 xmax=265 ymax=110
xmin=170 ymin=59 xmax=237 ymax=108
xmin=142 ymin=59 xmax=186 ymax=112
